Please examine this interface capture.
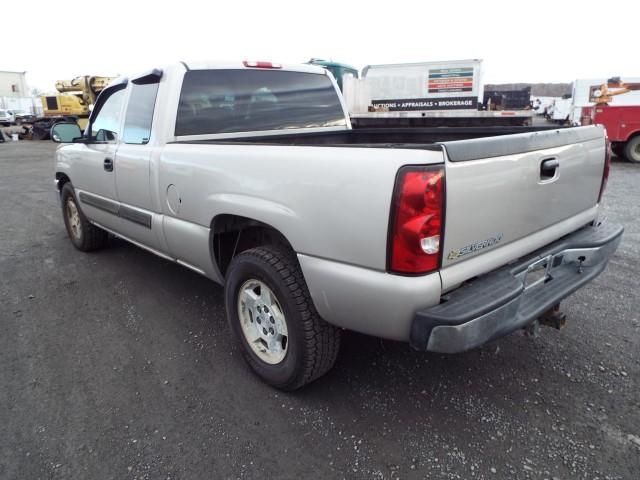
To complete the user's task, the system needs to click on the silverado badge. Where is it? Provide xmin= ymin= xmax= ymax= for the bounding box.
xmin=448 ymin=234 xmax=504 ymax=261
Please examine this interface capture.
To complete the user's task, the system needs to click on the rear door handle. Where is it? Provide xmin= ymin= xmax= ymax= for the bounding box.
xmin=540 ymin=157 xmax=559 ymax=179
xmin=104 ymin=157 xmax=113 ymax=172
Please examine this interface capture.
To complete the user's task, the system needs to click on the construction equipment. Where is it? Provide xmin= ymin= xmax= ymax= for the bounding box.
xmin=589 ymin=77 xmax=640 ymax=105
xmin=31 ymin=75 xmax=115 ymax=140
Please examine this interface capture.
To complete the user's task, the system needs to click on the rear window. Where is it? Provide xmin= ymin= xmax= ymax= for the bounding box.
xmin=175 ymin=69 xmax=346 ymax=136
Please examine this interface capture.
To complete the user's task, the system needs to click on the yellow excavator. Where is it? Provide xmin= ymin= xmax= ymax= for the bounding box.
xmin=589 ymin=77 xmax=640 ymax=105
xmin=31 ymin=75 xmax=115 ymax=140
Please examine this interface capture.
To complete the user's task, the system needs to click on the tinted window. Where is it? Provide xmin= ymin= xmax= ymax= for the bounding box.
xmin=91 ymin=88 xmax=125 ymax=141
xmin=175 ymin=69 xmax=346 ymax=136
xmin=122 ymin=83 xmax=159 ymax=144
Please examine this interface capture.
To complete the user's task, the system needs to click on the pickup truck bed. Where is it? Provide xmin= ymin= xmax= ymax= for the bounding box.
xmin=52 ymin=61 xmax=621 ymax=389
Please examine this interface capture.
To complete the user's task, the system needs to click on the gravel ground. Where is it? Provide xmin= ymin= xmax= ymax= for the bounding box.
xmin=1 ymin=140 xmax=638 ymax=480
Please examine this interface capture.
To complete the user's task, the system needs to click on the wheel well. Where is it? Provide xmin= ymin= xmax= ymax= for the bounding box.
xmin=626 ymin=130 xmax=640 ymax=142
xmin=55 ymin=172 xmax=71 ymax=192
xmin=212 ymin=214 xmax=294 ymax=277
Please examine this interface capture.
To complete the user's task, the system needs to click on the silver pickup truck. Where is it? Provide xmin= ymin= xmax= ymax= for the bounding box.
xmin=52 ymin=61 xmax=623 ymax=390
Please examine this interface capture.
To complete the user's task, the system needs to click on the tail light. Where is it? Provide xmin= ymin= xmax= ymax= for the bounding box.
xmin=388 ymin=165 xmax=445 ymax=274
xmin=598 ymin=137 xmax=612 ymax=203
xmin=580 ymin=106 xmax=593 ymax=126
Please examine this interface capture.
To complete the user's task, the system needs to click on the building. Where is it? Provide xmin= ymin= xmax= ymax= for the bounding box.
xmin=0 ymin=70 xmax=29 ymax=96
xmin=0 ymin=70 xmax=42 ymax=115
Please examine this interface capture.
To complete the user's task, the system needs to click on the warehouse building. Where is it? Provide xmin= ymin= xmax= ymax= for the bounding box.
xmin=0 ymin=71 xmax=42 ymax=115
xmin=0 ymin=70 xmax=29 ymax=97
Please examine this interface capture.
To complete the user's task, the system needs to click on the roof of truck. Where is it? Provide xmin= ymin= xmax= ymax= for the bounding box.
xmin=103 ymin=61 xmax=331 ymax=92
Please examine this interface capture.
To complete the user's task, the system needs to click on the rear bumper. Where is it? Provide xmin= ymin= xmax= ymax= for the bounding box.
xmin=410 ymin=223 xmax=624 ymax=353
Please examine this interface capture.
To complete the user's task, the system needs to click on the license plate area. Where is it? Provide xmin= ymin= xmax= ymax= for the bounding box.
xmin=524 ymin=255 xmax=553 ymax=290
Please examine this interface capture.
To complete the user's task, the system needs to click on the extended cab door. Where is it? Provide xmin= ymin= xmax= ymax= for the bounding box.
xmin=113 ymin=75 xmax=163 ymax=251
xmin=72 ymin=84 xmax=126 ymax=231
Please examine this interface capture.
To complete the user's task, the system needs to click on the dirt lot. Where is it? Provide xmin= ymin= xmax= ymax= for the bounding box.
xmin=1 ymin=140 xmax=638 ymax=479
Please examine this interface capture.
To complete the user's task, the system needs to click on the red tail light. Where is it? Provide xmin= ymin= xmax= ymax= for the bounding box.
xmin=388 ymin=165 xmax=445 ymax=274
xmin=598 ymin=137 xmax=612 ymax=203
xmin=243 ymin=61 xmax=282 ymax=69
xmin=580 ymin=106 xmax=593 ymax=126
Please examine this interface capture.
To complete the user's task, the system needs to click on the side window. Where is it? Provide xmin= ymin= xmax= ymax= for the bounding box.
xmin=122 ymin=83 xmax=159 ymax=144
xmin=91 ymin=88 xmax=125 ymax=141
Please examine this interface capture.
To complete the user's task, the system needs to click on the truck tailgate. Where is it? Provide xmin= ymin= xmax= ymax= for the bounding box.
xmin=439 ymin=126 xmax=606 ymax=289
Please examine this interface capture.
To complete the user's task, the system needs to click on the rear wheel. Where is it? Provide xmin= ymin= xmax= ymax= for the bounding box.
xmin=61 ymin=183 xmax=109 ymax=251
xmin=624 ymin=136 xmax=640 ymax=163
xmin=225 ymin=246 xmax=341 ymax=390
xmin=31 ymin=126 xmax=48 ymax=140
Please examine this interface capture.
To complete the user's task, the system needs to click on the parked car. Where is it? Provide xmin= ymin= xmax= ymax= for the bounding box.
xmin=0 ymin=109 xmax=13 ymax=126
xmin=11 ymin=110 xmax=37 ymax=124
xmin=52 ymin=61 xmax=622 ymax=390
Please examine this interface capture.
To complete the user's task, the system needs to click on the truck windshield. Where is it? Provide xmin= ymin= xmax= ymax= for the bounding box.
xmin=175 ymin=69 xmax=346 ymax=136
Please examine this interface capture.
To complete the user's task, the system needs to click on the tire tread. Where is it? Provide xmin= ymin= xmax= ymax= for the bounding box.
xmin=61 ymin=183 xmax=109 ymax=251
xmin=624 ymin=136 xmax=640 ymax=163
xmin=234 ymin=246 xmax=341 ymax=389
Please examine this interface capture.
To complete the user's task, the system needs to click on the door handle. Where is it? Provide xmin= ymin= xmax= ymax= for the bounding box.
xmin=540 ymin=157 xmax=559 ymax=179
xmin=104 ymin=157 xmax=114 ymax=172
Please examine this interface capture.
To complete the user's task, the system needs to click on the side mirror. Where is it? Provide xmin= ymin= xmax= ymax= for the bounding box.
xmin=51 ymin=122 xmax=83 ymax=143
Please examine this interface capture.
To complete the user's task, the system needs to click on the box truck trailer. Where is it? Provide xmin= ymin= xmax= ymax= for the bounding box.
xmin=340 ymin=59 xmax=532 ymax=127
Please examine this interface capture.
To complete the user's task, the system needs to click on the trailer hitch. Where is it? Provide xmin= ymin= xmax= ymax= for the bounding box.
xmin=539 ymin=304 xmax=567 ymax=330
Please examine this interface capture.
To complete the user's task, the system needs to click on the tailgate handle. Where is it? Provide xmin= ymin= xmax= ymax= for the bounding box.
xmin=540 ymin=157 xmax=559 ymax=179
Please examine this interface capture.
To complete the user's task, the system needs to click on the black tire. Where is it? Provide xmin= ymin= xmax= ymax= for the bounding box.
xmin=611 ymin=142 xmax=624 ymax=158
xmin=60 ymin=183 xmax=109 ymax=251
xmin=32 ymin=127 xmax=48 ymax=141
xmin=623 ymin=136 xmax=640 ymax=163
xmin=225 ymin=246 xmax=341 ymax=390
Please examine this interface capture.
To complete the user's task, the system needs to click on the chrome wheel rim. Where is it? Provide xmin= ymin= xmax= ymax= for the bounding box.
xmin=66 ymin=198 xmax=81 ymax=240
xmin=237 ymin=279 xmax=288 ymax=365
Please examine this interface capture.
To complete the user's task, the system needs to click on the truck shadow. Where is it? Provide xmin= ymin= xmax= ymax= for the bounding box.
xmin=103 ymin=235 xmax=581 ymax=412
xmin=86 ymin=236 xmax=623 ymax=479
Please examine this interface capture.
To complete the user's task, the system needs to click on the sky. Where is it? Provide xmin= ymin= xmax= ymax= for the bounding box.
xmin=3 ymin=0 xmax=639 ymax=93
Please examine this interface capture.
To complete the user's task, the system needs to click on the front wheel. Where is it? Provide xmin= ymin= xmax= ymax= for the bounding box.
xmin=225 ymin=246 xmax=341 ymax=390
xmin=31 ymin=126 xmax=48 ymax=140
xmin=61 ymin=183 xmax=109 ymax=251
xmin=624 ymin=136 xmax=640 ymax=163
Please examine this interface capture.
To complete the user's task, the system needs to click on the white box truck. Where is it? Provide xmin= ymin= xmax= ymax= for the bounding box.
xmin=343 ymin=60 xmax=533 ymax=127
